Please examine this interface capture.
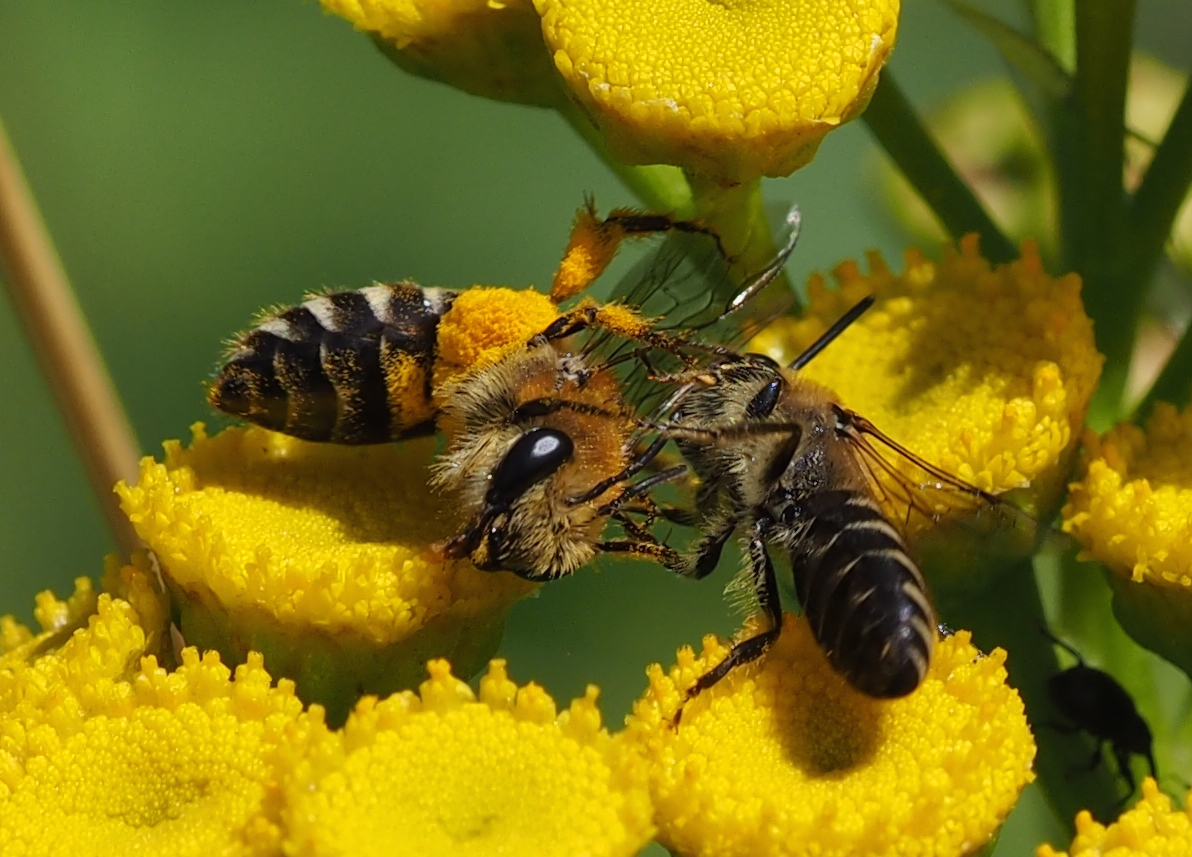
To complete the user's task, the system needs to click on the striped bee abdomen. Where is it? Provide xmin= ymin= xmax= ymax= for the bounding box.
xmin=789 ymin=489 xmax=935 ymax=698
xmin=210 ymin=282 xmax=454 ymax=444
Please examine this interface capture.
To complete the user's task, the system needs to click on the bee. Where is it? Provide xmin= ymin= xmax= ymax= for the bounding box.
xmin=1043 ymin=629 xmax=1157 ymax=800
xmin=425 ymin=211 xmax=804 ymax=581
xmin=208 ymin=200 xmax=803 ymax=581
xmin=653 ymin=296 xmax=1021 ymax=699
xmin=207 ymin=200 xmax=733 ymax=445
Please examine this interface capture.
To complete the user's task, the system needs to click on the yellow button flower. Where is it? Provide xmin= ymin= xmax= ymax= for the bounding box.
xmin=1062 ymin=403 xmax=1192 ymax=675
xmin=625 ymin=614 xmax=1035 ymax=857
xmin=0 ymin=557 xmax=167 ymax=745
xmin=277 ymin=658 xmax=655 ymax=856
xmin=749 ymin=237 xmax=1101 ymax=528
xmin=0 ymin=647 xmax=311 ymax=857
xmin=0 ymin=577 xmax=97 ymax=663
xmin=1038 ymin=778 xmax=1192 ymax=857
xmin=116 ymin=425 xmax=536 ymax=725
xmin=321 ymin=0 xmax=563 ymax=107
xmin=536 ymin=0 xmax=900 ymax=184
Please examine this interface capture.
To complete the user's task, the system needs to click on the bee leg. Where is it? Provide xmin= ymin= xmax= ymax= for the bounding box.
xmin=680 ymin=530 xmax=781 ymax=711
xmin=660 ymin=506 xmax=701 ymax=527
xmin=598 ymin=530 xmax=683 ymax=569
xmin=570 ymin=436 xmax=672 ymax=506
xmin=682 ymin=516 xmax=735 ymax=580
xmin=541 ymin=302 xmax=716 ymax=367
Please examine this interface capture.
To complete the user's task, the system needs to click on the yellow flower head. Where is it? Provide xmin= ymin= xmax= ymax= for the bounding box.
xmin=320 ymin=0 xmax=562 ymax=106
xmin=0 ymin=593 xmax=152 ymax=765
xmin=749 ymin=237 xmax=1101 ymax=551
xmin=625 ymin=614 xmax=1035 ymax=857
xmin=116 ymin=425 xmax=535 ymax=725
xmin=277 ymin=659 xmax=655 ymax=856
xmin=0 ymin=577 xmax=97 ymax=662
xmin=1038 ymin=778 xmax=1192 ymax=857
xmin=0 ymin=647 xmax=311 ymax=857
xmin=1062 ymin=403 xmax=1192 ymax=675
xmin=536 ymin=0 xmax=900 ymax=184
xmin=0 ymin=557 xmax=167 ymax=746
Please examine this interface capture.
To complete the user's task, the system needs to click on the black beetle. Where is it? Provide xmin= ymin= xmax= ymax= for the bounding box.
xmin=1043 ymin=629 xmax=1157 ymax=798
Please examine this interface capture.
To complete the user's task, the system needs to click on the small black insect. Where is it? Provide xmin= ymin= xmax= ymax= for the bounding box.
xmin=1044 ymin=629 xmax=1157 ymax=798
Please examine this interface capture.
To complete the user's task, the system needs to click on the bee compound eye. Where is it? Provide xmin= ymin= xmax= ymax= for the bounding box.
xmin=486 ymin=427 xmax=575 ymax=508
xmin=746 ymin=377 xmax=783 ymax=418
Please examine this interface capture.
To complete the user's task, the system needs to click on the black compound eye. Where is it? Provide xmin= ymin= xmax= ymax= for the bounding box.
xmin=486 ymin=427 xmax=574 ymax=508
xmin=746 ymin=377 xmax=783 ymax=418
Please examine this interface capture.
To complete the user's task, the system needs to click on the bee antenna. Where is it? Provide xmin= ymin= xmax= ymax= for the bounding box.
xmin=789 ymin=294 xmax=875 ymax=370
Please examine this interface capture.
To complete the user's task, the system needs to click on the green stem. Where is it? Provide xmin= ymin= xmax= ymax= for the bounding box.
xmin=554 ymin=97 xmax=694 ymax=216
xmin=1052 ymin=2 xmax=1136 ymax=421
xmin=946 ymin=557 xmax=1123 ymax=833
xmin=1028 ymin=0 xmax=1076 ymax=72
xmin=1123 ymin=79 xmax=1192 ymax=296
xmin=862 ymin=73 xmax=1018 ymax=264
xmin=1134 ymin=319 xmax=1192 ymax=420
xmin=685 ymin=174 xmax=798 ymax=318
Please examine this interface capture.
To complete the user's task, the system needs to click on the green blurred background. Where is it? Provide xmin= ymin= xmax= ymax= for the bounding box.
xmin=1 ymin=2 xmax=1188 ymax=852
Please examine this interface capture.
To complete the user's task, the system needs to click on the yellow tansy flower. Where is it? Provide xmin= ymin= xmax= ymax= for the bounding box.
xmin=536 ymin=0 xmax=900 ymax=184
xmin=320 ymin=0 xmax=563 ymax=107
xmin=750 ymin=236 xmax=1101 ymax=521
xmin=1038 ymin=778 xmax=1192 ymax=857
xmin=0 ymin=577 xmax=97 ymax=662
xmin=116 ymin=425 xmax=535 ymax=725
xmin=277 ymin=658 xmax=655 ymax=856
xmin=0 ymin=593 xmax=150 ymax=764
xmin=625 ymin=614 xmax=1035 ymax=857
xmin=0 ymin=558 xmax=167 ymax=744
xmin=1062 ymin=403 xmax=1192 ymax=675
xmin=0 ymin=647 xmax=311 ymax=857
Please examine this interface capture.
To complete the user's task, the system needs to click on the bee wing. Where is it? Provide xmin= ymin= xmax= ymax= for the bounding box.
xmin=585 ymin=205 xmax=803 ymax=413
xmin=610 ymin=203 xmax=802 ymax=340
xmin=839 ymin=408 xmax=1040 ymax=550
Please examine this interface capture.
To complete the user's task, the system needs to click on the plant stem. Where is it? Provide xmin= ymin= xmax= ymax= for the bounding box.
xmin=862 ymin=73 xmax=1018 ymax=264
xmin=1051 ymin=2 xmax=1136 ymax=421
xmin=684 ymin=174 xmax=799 ymax=320
xmin=1028 ymin=0 xmax=1076 ymax=72
xmin=0 ymin=116 xmax=141 ymax=557
xmin=1123 ymin=79 xmax=1192 ymax=305
xmin=1134 ymin=318 xmax=1192 ymax=419
xmin=554 ymin=97 xmax=695 ymax=216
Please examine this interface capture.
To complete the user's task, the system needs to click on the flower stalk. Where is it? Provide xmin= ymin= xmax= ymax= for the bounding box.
xmin=0 ymin=117 xmax=141 ymax=557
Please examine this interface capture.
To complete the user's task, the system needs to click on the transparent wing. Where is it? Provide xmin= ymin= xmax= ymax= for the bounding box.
xmin=585 ymin=206 xmax=804 ymax=413
xmin=839 ymin=407 xmax=1041 ymax=557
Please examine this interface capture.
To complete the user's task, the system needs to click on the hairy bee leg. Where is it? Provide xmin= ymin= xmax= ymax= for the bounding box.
xmin=551 ymin=201 xmax=731 ymax=303
xmin=595 ymin=465 xmax=687 ymax=515
xmin=599 ymin=209 xmax=727 ymax=257
xmin=598 ymin=536 xmax=684 ymax=568
xmin=509 ymin=396 xmax=620 ymax=423
xmin=660 ymin=506 xmax=701 ymax=527
xmin=681 ymin=516 xmax=736 ymax=580
xmin=569 ymin=435 xmax=670 ymax=506
xmin=685 ymin=531 xmax=782 ymax=701
xmin=657 ymin=421 xmax=807 ymax=443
